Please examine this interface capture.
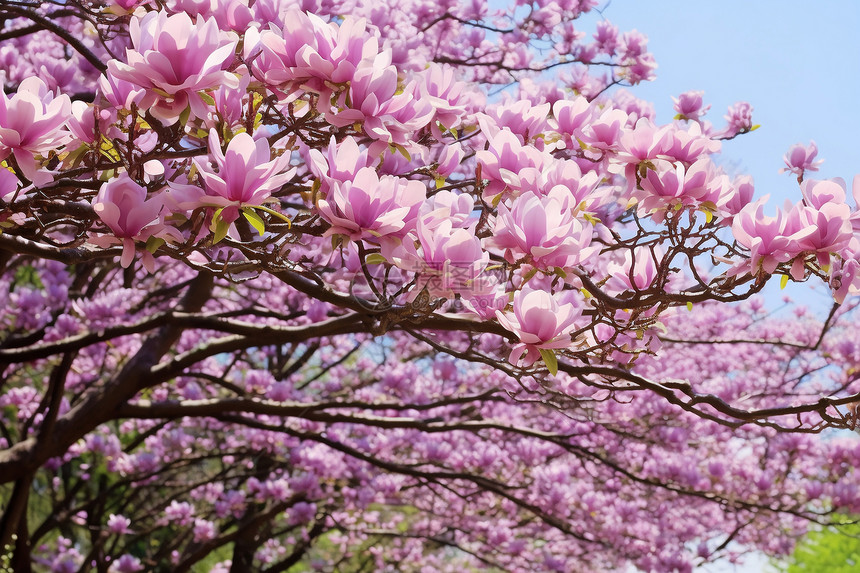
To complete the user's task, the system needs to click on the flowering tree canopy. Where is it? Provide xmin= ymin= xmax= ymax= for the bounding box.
xmin=2 ymin=0 xmax=860 ymax=571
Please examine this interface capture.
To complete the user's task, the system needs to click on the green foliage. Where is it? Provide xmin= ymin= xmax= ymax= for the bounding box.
xmin=774 ymin=521 xmax=860 ymax=572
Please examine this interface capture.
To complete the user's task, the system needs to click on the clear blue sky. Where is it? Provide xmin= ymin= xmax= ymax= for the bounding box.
xmin=599 ymin=1 xmax=860 ymax=205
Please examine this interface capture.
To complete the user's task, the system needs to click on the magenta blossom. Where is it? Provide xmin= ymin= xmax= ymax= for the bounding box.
xmin=717 ymin=175 xmax=755 ymax=224
xmin=192 ymin=129 xmax=295 ymax=222
xmin=605 ymin=247 xmax=663 ymax=294
xmin=731 ymin=197 xmax=813 ymax=275
xmin=327 ymin=56 xmax=434 ymax=156
xmin=634 ymin=159 xmax=725 ymax=222
xmin=417 ymin=63 xmax=469 ymax=140
xmin=105 ymin=11 xmax=238 ymax=124
xmin=487 ymin=186 xmax=597 ymax=271
xmin=488 ymin=187 xmax=597 ymax=271
xmin=91 ymin=174 xmax=164 ymax=269
xmin=476 ymin=128 xmax=546 ymax=202
xmin=316 ymin=167 xmax=426 ymax=242
xmin=0 ymin=77 xmax=71 ymax=185
xmin=496 ymin=288 xmax=584 ymax=367
xmin=418 ymin=189 xmax=476 ymax=231
xmin=388 ymin=219 xmax=489 ymax=299
xmin=781 ymin=141 xmax=823 ymax=178
xmin=245 ymin=12 xmax=379 ymax=100
xmin=307 ymin=136 xmax=375 ymax=196
xmin=672 ymin=90 xmax=710 ymax=122
xmin=722 ymin=101 xmax=754 ymax=136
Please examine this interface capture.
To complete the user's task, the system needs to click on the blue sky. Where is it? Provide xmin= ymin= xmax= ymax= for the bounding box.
xmin=600 ymin=1 xmax=860 ymax=205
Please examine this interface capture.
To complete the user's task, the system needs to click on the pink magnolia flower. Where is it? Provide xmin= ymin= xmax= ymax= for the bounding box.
xmin=659 ymin=122 xmax=720 ymax=164
xmin=552 ymin=96 xmax=594 ymax=145
xmin=105 ymin=11 xmax=238 ymax=124
xmin=418 ymin=189 xmax=475 ymax=231
xmin=0 ymin=167 xmax=20 ymax=203
xmin=801 ymin=178 xmax=845 ymax=209
xmin=327 ymin=56 xmax=434 ymax=156
xmin=538 ymin=158 xmax=601 ymax=211
xmin=476 ymin=128 xmax=546 ymax=202
xmin=731 ymin=197 xmax=814 ymax=275
xmin=479 ymin=99 xmax=550 ymax=143
xmin=487 ymin=187 xmax=597 ymax=271
xmin=581 ymin=108 xmax=629 ymax=152
xmin=496 ymin=288 xmax=584 ymax=367
xmin=722 ymin=101 xmax=754 ymax=136
xmin=316 ymin=167 xmax=425 ymax=242
xmin=790 ymin=202 xmax=852 ymax=269
xmin=417 ymin=63 xmax=469 ymax=140
xmin=307 ymin=136 xmax=374 ymax=195
xmin=605 ymin=247 xmax=662 ymax=293
xmin=635 ymin=159 xmax=721 ymax=221
xmin=244 ymin=12 xmax=379 ymax=100
xmin=96 ymin=73 xmax=146 ymax=110
xmin=672 ymin=90 xmax=710 ymax=122
xmin=106 ymin=0 xmax=151 ymax=15
xmin=106 ymin=514 xmax=133 ymax=535
xmin=434 ymin=142 xmax=464 ymax=178
xmin=111 ymin=555 xmax=143 ymax=573
xmin=91 ymin=173 xmax=164 ymax=269
xmin=0 ymin=77 xmax=72 ymax=185
xmin=717 ymin=175 xmax=755 ymax=224
xmin=387 ymin=219 xmax=489 ymax=299
xmin=593 ymin=20 xmax=619 ymax=55
xmin=781 ymin=141 xmax=823 ymax=178
xmin=192 ymin=129 xmax=295 ymax=222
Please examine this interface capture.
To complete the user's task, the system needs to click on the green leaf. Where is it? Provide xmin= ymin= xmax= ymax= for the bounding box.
xmin=780 ymin=274 xmax=790 ymax=289
xmin=210 ymin=208 xmax=229 ymax=244
xmin=539 ymin=348 xmax=558 ymax=376
xmin=686 ymin=301 xmax=693 ymax=312
xmin=242 ymin=207 xmax=265 ymax=236
xmin=199 ymin=91 xmax=216 ymax=106
xmin=365 ymin=253 xmax=387 ymax=265
xmin=178 ymin=105 xmax=191 ymax=128
xmin=145 ymin=236 xmax=165 ymax=254
xmin=395 ymin=145 xmax=411 ymax=161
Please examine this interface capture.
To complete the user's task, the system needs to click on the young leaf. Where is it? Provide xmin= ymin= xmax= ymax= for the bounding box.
xmin=242 ymin=208 xmax=266 ymax=236
xmin=539 ymin=348 xmax=559 ymax=376
xmin=210 ymin=208 xmax=229 ymax=244
xmin=145 ymin=236 xmax=165 ymax=254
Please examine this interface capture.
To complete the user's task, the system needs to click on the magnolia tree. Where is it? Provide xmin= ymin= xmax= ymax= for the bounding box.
xmin=3 ymin=0 xmax=860 ymax=571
